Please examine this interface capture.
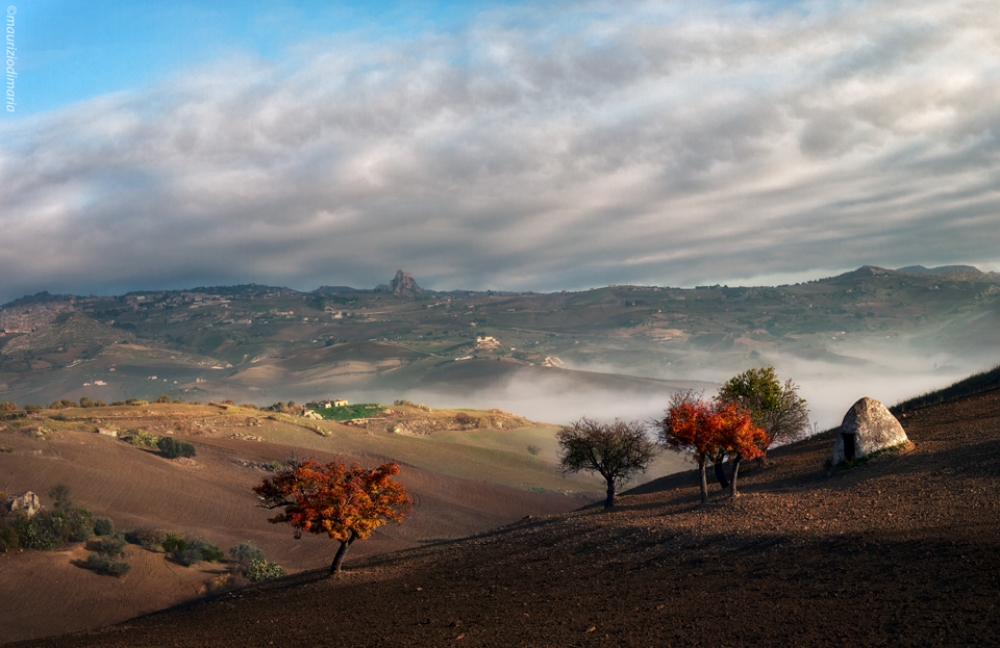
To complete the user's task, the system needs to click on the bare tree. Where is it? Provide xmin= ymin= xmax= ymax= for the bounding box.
xmin=556 ymin=418 xmax=658 ymax=508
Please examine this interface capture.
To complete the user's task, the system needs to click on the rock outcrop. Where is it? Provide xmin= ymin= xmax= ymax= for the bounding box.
xmin=385 ymin=270 xmax=424 ymax=297
xmin=4 ymin=491 xmax=42 ymax=517
xmin=832 ymin=397 xmax=908 ymax=464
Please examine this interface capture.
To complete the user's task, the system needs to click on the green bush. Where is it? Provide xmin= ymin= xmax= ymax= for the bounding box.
xmin=162 ymin=533 xmax=187 ymax=554
xmin=93 ymin=517 xmax=114 ymax=536
xmin=154 ymin=395 xmax=171 ymax=404
xmin=156 ymin=437 xmax=196 ymax=459
xmin=125 ymin=429 xmax=159 ymax=449
xmin=164 ymin=535 xmax=222 ymax=566
xmin=92 ymin=533 xmax=127 ymax=558
xmin=244 ymin=558 xmax=285 ymax=583
xmin=23 ymin=404 xmax=42 ymax=413
xmin=229 ymin=542 xmax=265 ymax=564
xmin=191 ymin=538 xmax=223 ymax=562
xmin=47 ymin=399 xmax=77 ymax=410
xmin=85 ymin=553 xmax=131 ymax=577
xmin=125 ymin=527 xmax=166 ymax=550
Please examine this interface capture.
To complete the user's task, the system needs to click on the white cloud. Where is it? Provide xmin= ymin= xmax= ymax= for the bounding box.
xmin=1 ymin=0 xmax=998 ymax=301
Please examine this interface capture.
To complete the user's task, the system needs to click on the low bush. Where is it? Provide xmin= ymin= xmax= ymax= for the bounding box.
xmin=92 ymin=533 xmax=127 ymax=558
xmin=47 ymin=399 xmax=77 ymax=410
xmin=124 ymin=399 xmax=149 ymax=407
xmin=156 ymin=437 xmax=196 ymax=459
xmin=124 ymin=429 xmax=158 ymax=449
xmin=229 ymin=542 xmax=265 ymax=564
xmin=165 ymin=535 xmax=223 ymax=566
xmin=23 ymin=404 xmax=42 ymax=412
xmin=85 ymin=553 xmax=131 ymax=577
xmin=154 ymin=395 xmax=171 ymax=404
xmin=125 ymin=527 xmax=166 ymax=550
xmin=244 ymin=558 xmax=285 ymax=583
xmin=93 ymin=517 xmax=114 ymax=536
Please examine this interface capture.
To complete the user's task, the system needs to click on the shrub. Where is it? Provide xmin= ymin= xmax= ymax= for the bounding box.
xmin=162 ymin=533 xmax=187 ymax=554
xmin=125 ymin=429 xmax=159 ymax=449
xmin=85 ymin=553 xmax=131 ymax=577
xmin=156 ymin=437 xmax=196 ymax=459
xmin=229 ymin=542 xmax=265 ymax=564
xmin=0 ymin=402 xmax=18 ymax=412
xmin=124 ymin=527 xmax=166 ymax=550
xmin=154 ymin=395 xmax=171 ymax=404
xmin=92 ymin=533 xmax=127 ymax=558
xmin=124 ymin=399 xmax=149 ymax=407
xmin=47 ymin=399 xmax=77 ymax=410
xmin=79 ymin=397 xmax=96 ymax=408
xmin=68 ymin=516 xmax=95 ymax=542
xmin=23 ymin=404 xmax=42 ymax=413
xmin=244 ymin=558 xmax=285 ymax=583
xmin=165 ymin=536 xmax=222 ymax=566
xmin=526 ymin=444 xmax=542 ymax=456
xmin=93 ymin=517 xmax=114 ymax=536
xmin=190 ymin=538 xmax=223 ymax=562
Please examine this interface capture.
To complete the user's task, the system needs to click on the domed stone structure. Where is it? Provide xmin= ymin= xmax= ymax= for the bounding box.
xmin=832 ymin=397 xmax=908 ymax=465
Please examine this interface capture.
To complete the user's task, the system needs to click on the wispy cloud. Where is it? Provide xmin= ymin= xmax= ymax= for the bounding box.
xmin=2 ymin=1 xmax=998 ymax=302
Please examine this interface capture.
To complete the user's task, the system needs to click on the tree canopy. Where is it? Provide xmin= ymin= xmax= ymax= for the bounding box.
xmin=656 ymin=392 xmax=766 ymax=502
xmin=718 ymin=366 xmax=810 ymax=450
xmin=254 ymin=460 xmax=411 ymax=574
xmin=556 ymin=418 xmax=658 ymax=508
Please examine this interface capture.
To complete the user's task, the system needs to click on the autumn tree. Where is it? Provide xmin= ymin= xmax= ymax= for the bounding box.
xmin=658 ymin=393 xmax=768 ymax=501
xmin=556 ymin=418 xmax=657 ymax=509
xmin=656 ymin=392 xmax=720 ymax=505
xmin=253 ymin=460 xmax=411 ymax=574
xmin=718 ymin=366 xmax=810 ymax=451
xmin=711 ymin=402 xmax=768 ymax=497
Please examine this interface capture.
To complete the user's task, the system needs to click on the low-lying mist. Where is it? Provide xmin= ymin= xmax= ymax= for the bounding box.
xmin=355 ymin=334 xmax=987 ymax=434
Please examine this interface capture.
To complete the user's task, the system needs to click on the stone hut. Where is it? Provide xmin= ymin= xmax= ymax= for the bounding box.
xmin=832 ymin=397 xmax=908 ymax=464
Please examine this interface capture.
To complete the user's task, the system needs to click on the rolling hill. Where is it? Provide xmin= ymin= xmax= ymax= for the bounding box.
xmin=6 ymin=373 xmax=999 ymax=647
xmin=1 ymin=266 xmax=998 ymax=422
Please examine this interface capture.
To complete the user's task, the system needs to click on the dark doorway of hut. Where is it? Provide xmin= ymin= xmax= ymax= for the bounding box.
xmin=843 ymin=433 xmax=856 ymax=462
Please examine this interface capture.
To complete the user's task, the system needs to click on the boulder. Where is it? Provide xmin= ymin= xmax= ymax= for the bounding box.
xmin=832 ymin=397 xmax=908 ymax=464
xmin=5 ymin=491 xmax=42 ymax=517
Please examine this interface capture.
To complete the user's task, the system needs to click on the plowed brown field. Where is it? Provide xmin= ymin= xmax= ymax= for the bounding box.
xmin=0 ymin=406 xmax=591 ymax=644
xmin=9 ymin=388 xmax=1000 ymax=648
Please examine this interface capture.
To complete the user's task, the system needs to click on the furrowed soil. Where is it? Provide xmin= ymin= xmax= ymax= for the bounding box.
xmin=8 ymin=389 xmax=999 ymax=647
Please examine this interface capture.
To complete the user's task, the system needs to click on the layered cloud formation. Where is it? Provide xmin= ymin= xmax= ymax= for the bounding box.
xmin=1 ymin=0 xmax=998 ymax=302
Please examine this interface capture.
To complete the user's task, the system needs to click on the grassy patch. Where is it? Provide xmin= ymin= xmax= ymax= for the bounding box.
xmin=308 ymin=403 xmax=385 ymax=421
xmin=832 ymin=441 xmax=911 ymax=470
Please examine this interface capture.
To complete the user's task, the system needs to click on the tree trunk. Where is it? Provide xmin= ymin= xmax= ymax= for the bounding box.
xmin=714 ymin=460 xmax=730 ymax=490
xmin=329 ymin=531 xmax=355 ymax=575
xmin=698 ymin=459 xmax=709 ymax=505
xmin=729 ymin=455 xmax=742 ymax=498
xmin=604 ymin=479 xmax=616 ymax=509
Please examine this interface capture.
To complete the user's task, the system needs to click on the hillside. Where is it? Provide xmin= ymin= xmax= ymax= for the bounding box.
xmin=10 ymin=385 xmax=1000 ymax=647
xmin=0 ymin=402 xmax=621 ymax=645
xmin=1 ymin=266 xmax=999 ymax=415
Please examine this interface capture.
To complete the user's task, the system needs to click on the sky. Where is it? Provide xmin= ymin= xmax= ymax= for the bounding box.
xmin=1 ymin=0 xmax=999 ymax=304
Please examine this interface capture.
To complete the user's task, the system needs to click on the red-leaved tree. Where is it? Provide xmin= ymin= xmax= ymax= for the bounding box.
xmin=253 ymin=460 xmax=411 ymax=574
xmin=712 ymin=402 xmax=768 ymax=497
xmin=656 ymin=393 xmax=767 ymax=503
xmin=656 ymin=393 xmax=722 ymax=505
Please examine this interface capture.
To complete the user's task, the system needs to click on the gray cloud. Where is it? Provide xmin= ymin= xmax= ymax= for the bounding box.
xmin=1 ymin=0 xmax=999 ymax=302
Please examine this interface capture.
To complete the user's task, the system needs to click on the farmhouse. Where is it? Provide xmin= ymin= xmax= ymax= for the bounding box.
xmin=319 ymin=399 xmax=349 ymax=408
xmin=832 ymin=397 xmax=909 ymax=464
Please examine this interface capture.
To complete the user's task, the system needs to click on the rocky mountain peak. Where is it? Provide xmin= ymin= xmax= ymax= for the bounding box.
xmin=387 ymin=270 xmax=424 ymax=297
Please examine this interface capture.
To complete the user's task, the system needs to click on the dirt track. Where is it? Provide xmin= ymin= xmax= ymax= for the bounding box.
xmin=10 ymin=389 xmax=999 ymax=647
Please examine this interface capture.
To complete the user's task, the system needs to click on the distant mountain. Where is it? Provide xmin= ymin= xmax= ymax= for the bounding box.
xmin=2 ymin=265 xmax=999 ymax=407
xmin=896 ymin=264 xmax=982 ymax=275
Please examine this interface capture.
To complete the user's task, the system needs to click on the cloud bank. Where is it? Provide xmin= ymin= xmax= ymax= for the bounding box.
xmin=2 ymin=0 xmax=998 ymax=302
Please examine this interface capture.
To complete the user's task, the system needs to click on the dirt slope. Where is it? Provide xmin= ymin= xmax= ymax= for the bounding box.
xmin=0 ymin=405 xmax=593 ymax=644
xmin=10 ymin=388 xmax=999 ymax=647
